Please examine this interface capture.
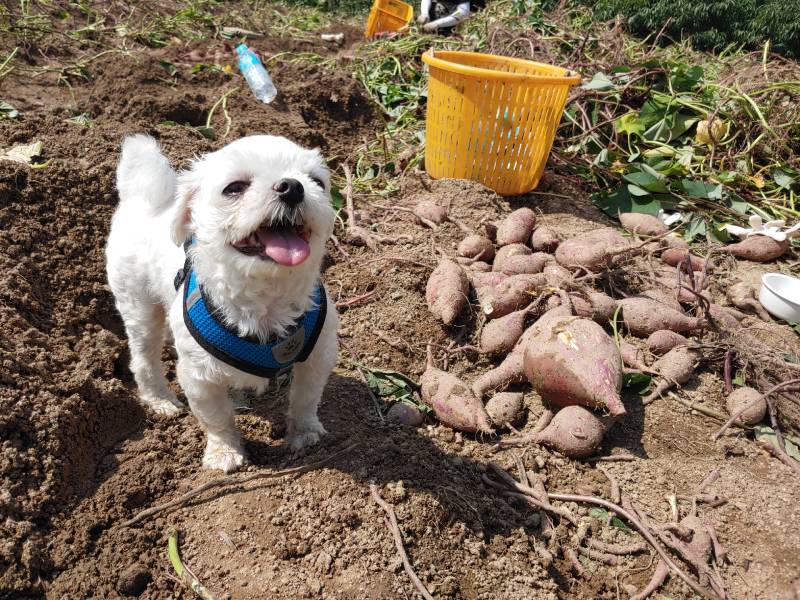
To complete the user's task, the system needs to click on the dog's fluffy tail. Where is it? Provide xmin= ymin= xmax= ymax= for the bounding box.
xmin=116 ymin=134 xmax=176 ymax=212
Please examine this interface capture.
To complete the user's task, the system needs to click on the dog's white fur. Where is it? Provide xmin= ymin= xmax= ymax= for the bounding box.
xmin=106 ymin=134 xmax=338 ymax=472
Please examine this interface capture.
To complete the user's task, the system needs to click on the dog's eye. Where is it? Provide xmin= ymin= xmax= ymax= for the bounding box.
xmin=309 ymin=176 xmax=325 ymax=189
xmin=223 ymin=181 xmax=250 ymax=196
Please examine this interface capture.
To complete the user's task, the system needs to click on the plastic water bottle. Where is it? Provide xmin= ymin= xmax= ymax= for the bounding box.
xmin=236 ymin=44 xmax=277 ymax=104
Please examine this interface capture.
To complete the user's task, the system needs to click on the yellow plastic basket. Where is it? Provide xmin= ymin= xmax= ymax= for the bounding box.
xmin=364 ymin=0 xmax=413 ymax=39
xmin=421 ymin=50 xmax=581 ymax=196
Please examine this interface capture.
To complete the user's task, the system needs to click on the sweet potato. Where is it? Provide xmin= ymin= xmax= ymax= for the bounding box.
xmin=726 ymin=281 xmax=771 ymax=321
xmin=665 ymin=234 xmax=690 ymax=250
xmin=480 ymin=304 xmax=534 ymax=355
xmin=531 ymin=227 xmax=560 ymax=252
xmin=619 ymin=297 xmax=703 ymax=337
xmin=493 ymin=243 xmax=531 ymax=272
xmin=554 ymin=227 xmax=631 ymax=271
xmin=642 ymin=347 xmax=700 ymax=404
xmin=466 ymin=260 xmax=492 ymax=272
xmin=726 ymin=236 xmax=789 ymax=262
xmin=498 ymin=252 xmax=551 ymax=275
xmin=534 ymin=406 xmax=606 ymax=458
xmin=486 ymin=392 xmax=525 ymax=428
xmin=708 ymin=303 xmax=742 ymax=330
xmin=496 ymin=207 xmax=537 ymax=246
xmin=639 ymin=288 xmax=683 ymax=312
xmin=646 ymin=330 xmax=689 ymax=355
xmin=426 ymin=259 xmax=469 ymax=325
xmin=419 ymin=353 xmax=493 ymax=433
xmin=472 ymin=307 xmax=571 ymax=398
xmin=726 ymin=386 xmax=766 ymax=426
xmin=543 ymin=263 xmax=572 ymax=287
xmin=619 ymin=339 xmax=648 ymax=371
xmin=414 ymin=200 xmax=448 ymax=226
xmin=523 ymin=316 xmax=626 ymax=416
xmin=619 ymin=212 xmax=668 ymax=237
xmin=662 ymin=248 xmax=706 ymax=272
xmin=546 ymin=291 xmax=618 ymax=324
xmin=471 ymin=271 xmax=509 ymax=307
xmin=457 ymin=234 xmax=496 ymax=262
xmin=482 ymin=273 xmax=547 ymax=319
xmin=386 ymin=402 xmax=425 ymax=426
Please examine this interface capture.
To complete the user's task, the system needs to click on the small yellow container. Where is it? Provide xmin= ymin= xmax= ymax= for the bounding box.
xmin=364 ymin=0 xmax=413 ymax=39
xmin=421 ymin=50 xmax=581 ymax=196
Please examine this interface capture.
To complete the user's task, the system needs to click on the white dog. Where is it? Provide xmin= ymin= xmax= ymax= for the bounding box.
xmin=106 ymin=134 xmax=339 ymax=472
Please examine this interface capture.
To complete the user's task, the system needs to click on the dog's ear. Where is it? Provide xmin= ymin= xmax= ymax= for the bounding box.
xmin=170 ymin=171 xmax=199 ymax=246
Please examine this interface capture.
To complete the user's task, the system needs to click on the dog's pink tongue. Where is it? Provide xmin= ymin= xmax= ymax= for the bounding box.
xmin=256 ymin=226 xmax=310 ymax=266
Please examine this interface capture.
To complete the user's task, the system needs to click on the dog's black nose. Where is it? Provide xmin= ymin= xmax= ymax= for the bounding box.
xmin=273 ymin=178 xmax=304 ymax=205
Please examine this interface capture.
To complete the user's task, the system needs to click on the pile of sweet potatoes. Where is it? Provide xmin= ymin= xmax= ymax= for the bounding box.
xmin=415 ymin=206 xmax=791 ymax=459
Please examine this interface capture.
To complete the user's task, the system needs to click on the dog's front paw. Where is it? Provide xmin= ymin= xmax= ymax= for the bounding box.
xmin=141 ymin=392 xmax=185 ymax=417
xmin=202 ymin=437 xmax=246 ymax=473
xmin=287 ymin=418 xmax=326 ymax=451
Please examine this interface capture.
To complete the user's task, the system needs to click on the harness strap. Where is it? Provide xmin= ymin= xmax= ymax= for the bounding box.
xmin=174 ymin=245 xmax=327 ymax=378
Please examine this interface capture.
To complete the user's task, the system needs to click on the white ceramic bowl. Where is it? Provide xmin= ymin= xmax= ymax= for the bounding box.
xmin=759 ymin=273 xmax=800 ymax=322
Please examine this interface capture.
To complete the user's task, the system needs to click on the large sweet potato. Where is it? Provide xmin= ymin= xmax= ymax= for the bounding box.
xmin=726 ymin=236 xmax=789 ymax=262
xmin=522 ymin=316 xmax=626 ymax=416
xmin=619 ymin=297 xmax=703 ymax=337
xmin=493 ymin=243 xmax=531 ymax=272
xmin=481 ymin=273 xmax=547 ymax=319
xmin=619 ymin=212 xmax=667 ymax=237
xmin=554 ymin=228 xmax=631 ymax=271
xmin=420 ymin=353 xmax=493 ymax=433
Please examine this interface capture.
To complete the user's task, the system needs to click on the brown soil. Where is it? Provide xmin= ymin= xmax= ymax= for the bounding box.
xmin=2 ymin=4 xmax=800 ymax=600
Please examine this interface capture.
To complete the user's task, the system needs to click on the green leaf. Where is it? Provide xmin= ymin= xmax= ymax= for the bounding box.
xmin=728 ymin=193 xmax=750 ymax=214
xmin=732 ymin=371 xmax=746 ymax=387
xmin=593 ymin=186 xmax=662 ymax=217
xmin=582 ymin=72 xmax=614 ymax=91
xmin=623 ymin=169 xmax=669 ymax=193
xmin=615 ymin=112 xmax=645 ymax=136
xmin=623 ymin=372 xmax=652 ymax=394
xmin=680 ymin=179 xmax=722 ymax=199
xmin=708 ymin=221 xmax=732 ymax=243
xmin=159 ymin=59 xmax=178 ymax=77
xmin=330 ymin=185 xmax=344 ymax=212
xmin=0 ymin=100 xmax=18 ymax=119
xmin=627 ymin=184 xmax=651 ymax=197
xmin=774 ymin=168 xmax=797 ymax=190
xmin=754 ymin=425 xmax=800 ymax=461
xmin=684 ymin=215 xmax=707 ymax=242
xmin=194 ymin=125 xmax=215 ymax=140
xmin=588 ymin=508 xmax=632 ymax=533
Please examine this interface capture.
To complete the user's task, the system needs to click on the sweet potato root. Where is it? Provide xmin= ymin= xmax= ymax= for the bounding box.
xmin=662 ymin=248 xmax=706 ymax=271
xmin=726 ymin=386 xmax=766 ymax=426
xmin=554 ymin=227 xmax=631 ymax=271
xmin=726 ymin=236 xmax=789 ymax=262
xmin=497 ymin=252 xmax=551 ymax=275
xmin=457 ymin=234 xmax=496 ymax=262
xmin=619 ymin=212 xmax=668 ymax=237
xmin=386 ymin=402 xmax=425 ymax=426
xmin=531 ymin=227 xmax=560 ymax=252
xmin=726 ymin=281 xmax=771 ymax=321
xmin=481 ymin=273 xmax=547 ymax=319
xmin=534 ymin=406 xmax=606 ymax=458
xmin=493 ymin=243 xmax=531 ymax=272
xmin=646 ymin=330 xmax=690 ymax=355
xmin=619 ymin=297 xmax=703 ymax=337
xmin=523 ymin=316 xmax=626 ymax=416
xmin=426 ymin=259 xmax=469 ymax=325
xmin=642 ymin=347 xmax=700 ymax=404
xmin=496 ymin=207 xmax=536 ymax=246
xmin=547 ymin=291 xmax=618 ymax=324
xmin=619 ymin=339 xmax=648 ymax=371
xmin=480 ymin=304 xmax=534 ymax=355
xmin=486 ymin=392 xmax=525 ymax=428
xmin=420 ymin=352 xmax=493 ymax=433
xmin=414 ymin=200 xmax=448 ymax=226
xmin=639 ymin=288 xmax=683 ymax=312
xmin=472 ymin=307 xmax=570 ymax=398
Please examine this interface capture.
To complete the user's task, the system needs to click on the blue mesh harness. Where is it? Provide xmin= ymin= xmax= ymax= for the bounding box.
xmin=173 ymin=243 xmax=327 ymax=378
